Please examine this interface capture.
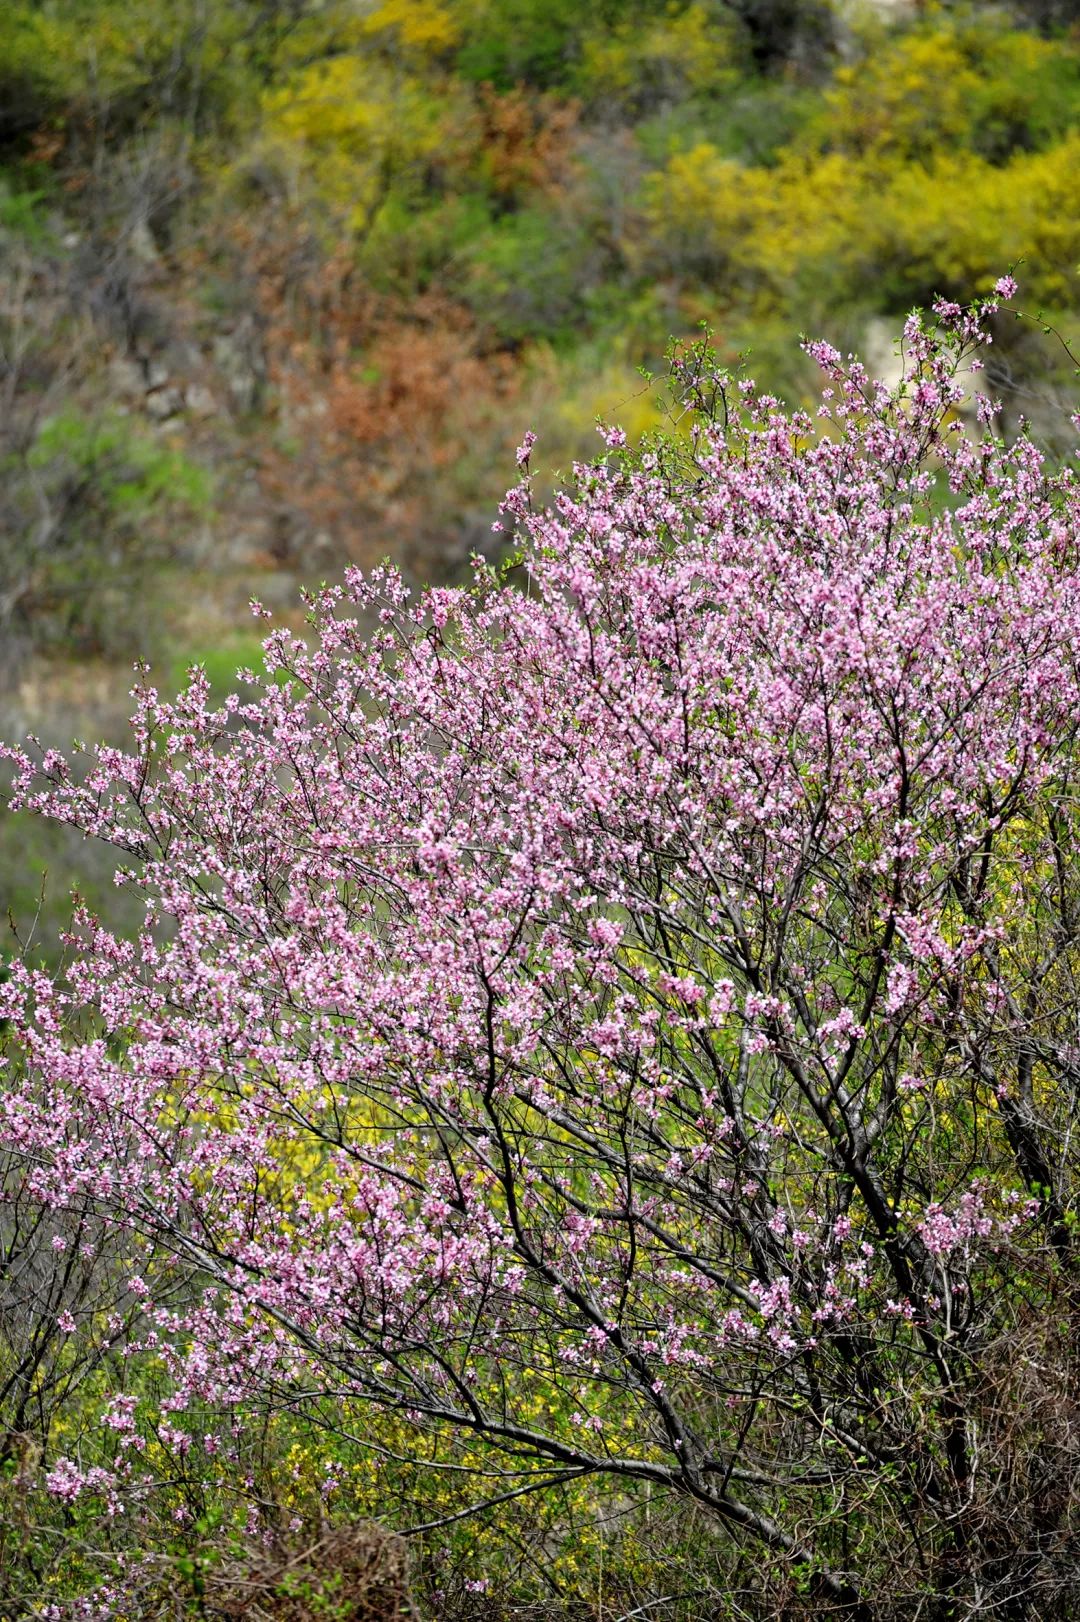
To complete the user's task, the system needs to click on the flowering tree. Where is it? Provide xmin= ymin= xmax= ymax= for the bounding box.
xmin=4 ymin=287 xmax=1080 ymax=1616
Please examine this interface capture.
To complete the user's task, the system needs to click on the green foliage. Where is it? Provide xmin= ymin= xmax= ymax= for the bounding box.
xmin=635 ymin=73 xmax=820 ymax=165
xmin=461 ymin=204 xmax=608 ymax=343
xmin=11 ymin=0 xmax=1068 ymax=379
xmin=452 ymin=0 xmax=602 ymax=89
xmin=361 ymin=190 xmax=495 ymax=294
xmin=27 ymin=409 xmax=211 ymax=515
xmin=214 ymin=1 xmax=1080 ymax=390
xmin=258 ymin=50 xmax=474 ymax=238
xmin=2 ymin=410 xmax=212 ymax=662
xmin=0 ymin=0 xmax=337 ymax=155
xmin=0 ymin=181 xmax=54 ymax=246
xmin=574 ymin=1 xmax=740 ymax=114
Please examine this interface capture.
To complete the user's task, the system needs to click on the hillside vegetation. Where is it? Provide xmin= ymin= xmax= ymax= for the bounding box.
xmin=4 ymin=5 xmax=1080 ymax=1617
xmin=2 ymin=0 xmax=1079 ymax=670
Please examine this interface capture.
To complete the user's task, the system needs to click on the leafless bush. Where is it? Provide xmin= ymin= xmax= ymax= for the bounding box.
xmin=201 ymin=1523 xmax=419 ymax=1622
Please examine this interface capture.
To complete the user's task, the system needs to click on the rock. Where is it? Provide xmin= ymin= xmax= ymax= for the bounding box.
xmin=311 ymin=529 xmax=337 ymax=565
xmin=145 ymin=386 xmax=185 ymax=420
xmin=862 ymin=316 xmax=981 ymax=414
xmin=213 ymin=316 xmax=267 ymax=414
xmin=108 ymin=357 xmax=146 ymax=398
xmin=184 ymin=383 xmax=218 ymax=418
xmin=128 ymin=220 xmax=161 ymax=267
xmin=862 ymin=317 xmax=904 ymax=395
xmin=164 ymin=338 xmax=203 ymax=374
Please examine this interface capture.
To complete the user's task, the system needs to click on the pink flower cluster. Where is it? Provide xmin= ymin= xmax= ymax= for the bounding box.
xmin=0 ymin=294 xmax=1071 ymax=1561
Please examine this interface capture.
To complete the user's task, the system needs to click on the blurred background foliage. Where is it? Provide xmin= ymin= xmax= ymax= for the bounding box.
xmin=1 ymin=0 xmax=1077 ymax=629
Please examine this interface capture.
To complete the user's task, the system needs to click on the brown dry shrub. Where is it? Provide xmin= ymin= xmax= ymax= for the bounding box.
xmin=476 ymin=87 xmax=581 ymax=204
xmin=197 ymin=217 xmax=519 ymax=577
xmin=204 ymin=1521 xmax=418 ymax=1622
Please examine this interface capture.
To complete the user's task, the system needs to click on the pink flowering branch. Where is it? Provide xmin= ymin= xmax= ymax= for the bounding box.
xmin=4 ymin=292 xmax=1080 ymax=1615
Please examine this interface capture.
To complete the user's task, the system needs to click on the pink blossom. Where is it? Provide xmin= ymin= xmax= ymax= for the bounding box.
xmin=4 ymin=293 xmax=1079 ymax=1592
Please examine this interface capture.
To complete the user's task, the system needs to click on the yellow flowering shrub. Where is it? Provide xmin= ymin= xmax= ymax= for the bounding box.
xmin=815 ymin=21 xmax=1076 ymax=161
xmin=643 ymin=128 xmax=1080 ymax=318
xmin=259 ymin=56 xmax=474 ymax=233
xmin=578 ymin=2 xmax=739 ymax=112
xmin=361 ymin=0 xmax=462 ymax=56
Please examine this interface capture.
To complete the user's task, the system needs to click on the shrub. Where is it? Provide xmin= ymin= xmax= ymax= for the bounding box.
xmin=4 ymin=291 xmax=1080 ymax=1616
xmin=0 ymin=408 xmax=212 ymax=665
xmin=642 ymin=131 xmax=1080 ymax=317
